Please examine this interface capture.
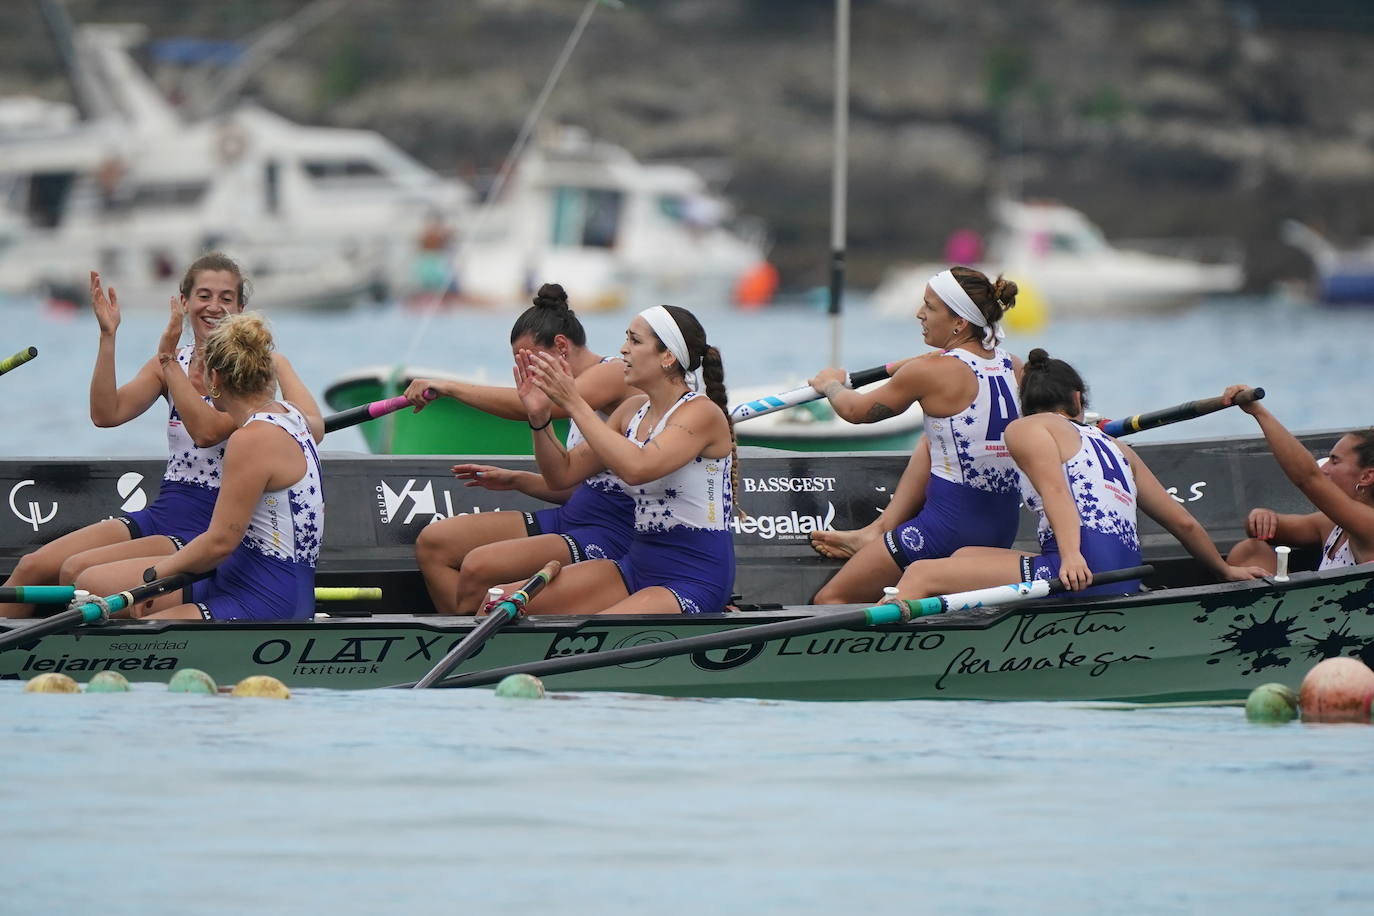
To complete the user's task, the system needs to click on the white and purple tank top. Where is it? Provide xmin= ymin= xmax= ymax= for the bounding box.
xmin=241 ymin=402 xmax=324 ymax=568
xmin=624 ymin=393 xmax=733 ymax=533
xmin=1021 ymin=421 xmax=1140 ymax=556
xmin=566 ymin=356 xmax=626 ymax=498
xmin=1318 ymin=526 xmax=1356 ymax=571
xmin=925 ymin=347 xmax=1021 ymax=495
xmin=162 ymin=344 xmax=225 ymax=489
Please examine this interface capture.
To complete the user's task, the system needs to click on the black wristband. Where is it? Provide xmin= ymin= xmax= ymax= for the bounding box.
xmin=529 ymin=417 xmax=552 ymax=431
xmin=143 ymin=566 xmax=158 ymax=584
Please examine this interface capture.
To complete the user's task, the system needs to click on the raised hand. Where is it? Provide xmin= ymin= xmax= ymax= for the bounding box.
xmin=1222 ymin=384 xmax=1262 ymax=415
xmin=514 ymin=349 xmax=553 ymax=423
xmin=525 ymin=349 xmax=579 ymax=410
xmin=90 ymin=271 xmax=120 ymax=336
xmin=157 ymin=296 xmax=185 ymax=359
xmin=452 ymin=463 xmax=520 ymax=491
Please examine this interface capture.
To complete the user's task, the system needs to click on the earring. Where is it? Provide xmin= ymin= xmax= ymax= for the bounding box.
xmin=209 ymin=384 xmax=221 ymax=398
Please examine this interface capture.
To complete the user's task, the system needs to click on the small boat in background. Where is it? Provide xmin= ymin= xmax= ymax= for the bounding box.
xmin=323 ymin=368 xmax=921 ymax=454
xmin=1281 ymin=219 xmax=1374 ymax=305
xmin=873 ymin=198 xmax=1245 ymax=318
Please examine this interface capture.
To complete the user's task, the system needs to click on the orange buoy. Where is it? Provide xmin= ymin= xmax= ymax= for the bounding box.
xmin=1299 ymin=657 xmax=1374 ymax=724
xmin=734 ymin=262 xmax=778 ymax=310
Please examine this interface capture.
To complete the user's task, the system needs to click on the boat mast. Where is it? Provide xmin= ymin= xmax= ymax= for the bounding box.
xmin=829 ymin=0 xmax=850 ymax=368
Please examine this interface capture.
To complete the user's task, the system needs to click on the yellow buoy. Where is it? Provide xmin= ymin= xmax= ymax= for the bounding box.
xmin=1004 ymin=279 xmax=1048 ymax=333
xmin=231 ymin=675 xmax=291 ymax=699
xmin=24 ymin=672 xmax=80 ymax=694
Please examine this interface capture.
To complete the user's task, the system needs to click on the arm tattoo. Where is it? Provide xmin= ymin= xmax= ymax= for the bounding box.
xmin=865 ymin=403 xmax=898 ymax=422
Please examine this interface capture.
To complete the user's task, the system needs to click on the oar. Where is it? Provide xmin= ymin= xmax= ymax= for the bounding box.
xmin=0 ymin=346 xmax=38 ymax=377
xmin=323 ymin=387 xmax=436 ymax=434
xmin=0 ymin=584 xmax=382 ymax=604
xmin=426 ymin=564 xmax=1153 ymax=690
xmin=729 ymin=363 xmax=894 ymax=422
xmin=0 ymin=571 xmax=208 ymax=651
xmin=410 ymin=560 xmax=561 ymax=689
xmin=1099 ymin=387 xmax=1264 ymax=438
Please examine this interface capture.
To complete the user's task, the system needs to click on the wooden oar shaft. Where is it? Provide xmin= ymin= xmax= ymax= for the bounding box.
xmin=0 ymin=346 xmax=37 ymax=377
xmin=729 ymin=363 xmax=892 ymax=423
xmin=323 ymin=387 xmax=436 ymax=434
xmin=0 ymin=571 xmax=205 ymax=651
xmin=429 ymin=565 xmax=1153 ymax=690
xmin=411 ymin=560 xmax=560 ymax=689
xmin=1100 ymin=387 xmax=1263 ymax=438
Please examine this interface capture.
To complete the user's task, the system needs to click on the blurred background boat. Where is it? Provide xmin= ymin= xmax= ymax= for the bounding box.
xmin=872 ymin=198 xmax=1245 ymax=318
xmin=1280 ymin=219 xmax=1374 ymax=306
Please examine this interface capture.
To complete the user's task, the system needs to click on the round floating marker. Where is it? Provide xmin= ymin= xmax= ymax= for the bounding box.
xmin=86 ymin=671 xmax=131 ymax=693
xmin=1299 ymin=657 xmax=1374 ymax=724
xmin=167 ymin=668 xmax=218 ymax=695
xmin=494 ymin=673 xmax=545 ymax=699
xmin=231 ymin=675 xmax=290 ymax=699
xmin=25 ymin=672 xmax=79 ymax=694
xmin=1245 ymin=682 xmax=1298 ymax=724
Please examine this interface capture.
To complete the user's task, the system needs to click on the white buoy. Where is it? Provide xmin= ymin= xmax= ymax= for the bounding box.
xmin=1274 ymin=545 xmax=1291 ymax=582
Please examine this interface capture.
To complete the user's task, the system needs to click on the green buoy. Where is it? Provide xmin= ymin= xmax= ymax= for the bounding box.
xmin=86 ymin=671 xmax=131 ymax=693
xmin=494 ymin=673 xmax=546 ymax=699
xmin=1245 ymin=682 xmax=1299 ymax=724
xmin=168 ymin=668 xmax=218 ymax=695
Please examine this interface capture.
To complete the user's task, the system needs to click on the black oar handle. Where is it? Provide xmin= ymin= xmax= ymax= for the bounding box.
xmin=1047 ymin=564 xmax=1153 ymax=594
xmin=1100 ymin=388 xmax=1263 ymax=438
xmin=848 ymin=364 xmax=892 ymax=387
xmin=0 ymin=346 xmax=37 ymax=377
xmin=324 ymin=388 xmax=436 ymax=434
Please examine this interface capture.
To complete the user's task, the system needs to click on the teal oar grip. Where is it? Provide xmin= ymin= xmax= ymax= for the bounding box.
xmin=0 ymin=585 xmax=77 ymax=604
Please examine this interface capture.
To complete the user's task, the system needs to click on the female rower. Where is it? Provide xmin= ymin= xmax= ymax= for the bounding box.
xmin=884 ymin=350 xmax=1266 ymax=601
xmin=505 ymin=304 xmax=736 ymax=615
xmin=401 ymin=283 xmax=638 ymax=614
xmin=807 ymin=266 xmax=1023 ymax=604
xmin=0 ymin=255 xmax=321 ymax=618
xmin=74 ymin=313 xmax=324 ymax=620
xmin=1224 ymin=386 xmax=1374 ymax=571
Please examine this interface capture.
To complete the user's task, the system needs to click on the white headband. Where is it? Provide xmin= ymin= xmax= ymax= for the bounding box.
xmin=639 ymin=306 xmax=701 ymax=392
xmin=928 ymin=269 xmax=1001 ymax=349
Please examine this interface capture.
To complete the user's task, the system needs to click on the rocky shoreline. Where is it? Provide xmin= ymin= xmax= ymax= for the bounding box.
xmin=4 ymin=0 xmax=1373 ymax=292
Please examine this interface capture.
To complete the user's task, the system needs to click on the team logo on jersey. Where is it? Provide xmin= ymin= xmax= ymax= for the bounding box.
xmin=900 ymin=526 xmax=926 ymax=556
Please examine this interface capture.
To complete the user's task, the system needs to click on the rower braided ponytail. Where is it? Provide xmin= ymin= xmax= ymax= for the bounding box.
xmin=663 ymin=305 xmax=742 ymax=518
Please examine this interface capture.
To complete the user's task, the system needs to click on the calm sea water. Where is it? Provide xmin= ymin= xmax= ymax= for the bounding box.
xmin=3 ymin=294 xmax=1374 ymax=913
xmin=1 ymin=292 xmax=1372 ymax=457
xmin=3 ymin=683 xmax=1373 ymax=914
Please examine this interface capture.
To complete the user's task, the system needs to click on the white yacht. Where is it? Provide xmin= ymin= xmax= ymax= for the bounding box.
xmin=872 ymin=198 xmax=1245 ymax=318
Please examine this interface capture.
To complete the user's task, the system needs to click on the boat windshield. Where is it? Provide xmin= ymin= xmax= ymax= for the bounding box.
xmin=550 ymin=186 xmax=622 ymax=248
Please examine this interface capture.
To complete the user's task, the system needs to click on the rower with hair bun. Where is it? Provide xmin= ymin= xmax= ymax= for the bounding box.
xmin=401 ymin=283 xmax=639 ymax=614
xmin=74 ymin=313 xmax=325 ymax=620
xmin=508 ymin=304 xmax=738 ymax=615
xmin=882 ymin=349 xmax=1267 ymax=602
xmin=806 ymin=265 xmax=1025 ymax=605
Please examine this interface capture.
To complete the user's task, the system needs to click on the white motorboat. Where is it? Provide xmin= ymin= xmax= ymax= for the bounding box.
xmin=872 ymin=198 xmax=1245 ymax=318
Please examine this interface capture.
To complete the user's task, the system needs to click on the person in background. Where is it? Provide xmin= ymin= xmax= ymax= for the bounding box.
xmin=1224 ymin=387 xmax=1374 ymax=572
xmin=74 ymin=313 xmax=324 ymax=620
xmin=0 ymin=254 xmax=321 ymax=618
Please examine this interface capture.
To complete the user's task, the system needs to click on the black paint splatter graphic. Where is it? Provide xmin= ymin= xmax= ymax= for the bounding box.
xmin=1207 ymin=603 xmax=1306 ymax=675
xmin=1306 ymin=618 xmax=1366 ymax=661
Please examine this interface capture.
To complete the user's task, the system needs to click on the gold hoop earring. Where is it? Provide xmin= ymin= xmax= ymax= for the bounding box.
xmin=209 ymin=385 xmax=221 ymax=399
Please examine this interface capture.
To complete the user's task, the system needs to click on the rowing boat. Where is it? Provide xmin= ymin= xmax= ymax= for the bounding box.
xmin=2 ymin=429 xmax=1365 ymax=700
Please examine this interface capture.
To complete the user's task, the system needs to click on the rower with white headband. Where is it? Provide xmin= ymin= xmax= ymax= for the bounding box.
xmin=509 ymin=304 xmax=738 ymax=615
xmin=807 ymin=265 xmax=1026 ymax=605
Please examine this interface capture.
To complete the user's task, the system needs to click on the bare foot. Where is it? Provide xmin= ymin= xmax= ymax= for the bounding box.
xmin=810 ymin=525 xmax=881 ymax=559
